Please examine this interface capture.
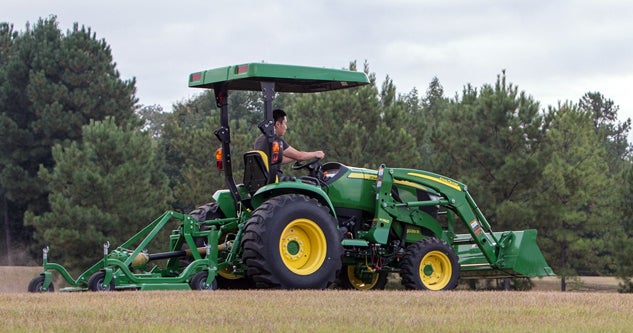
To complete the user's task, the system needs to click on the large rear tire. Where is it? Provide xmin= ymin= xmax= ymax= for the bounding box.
xmin=189 ymin=203 xmax=224 ymax=248
xmin=242 ymin=194 xmax=342 ymax=289
xmin=400 ymin=238 xmax=459 ymax=290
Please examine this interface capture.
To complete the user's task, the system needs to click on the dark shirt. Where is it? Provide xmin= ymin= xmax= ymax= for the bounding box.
xmin=254 ymin=134 xmax=289 ymax=153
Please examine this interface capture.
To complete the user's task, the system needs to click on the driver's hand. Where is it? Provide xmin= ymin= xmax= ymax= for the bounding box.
xmin=314 ymin=151 xmax=325 ymax=159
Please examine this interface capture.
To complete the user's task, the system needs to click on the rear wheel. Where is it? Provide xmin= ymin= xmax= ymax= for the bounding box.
xmin=400 ymin=238 xmax=459 ymax=290
xmin=339 ymin=264 xmax=388 ymax=290
xmin=242 ymin=194 xmax=342 ymax=289
xmin=88 ymin=271 xmax=115 ymax=292
xmin=189 ymin=203 xmax=224 ymax=247
xmin=28 ymin=275 xmax=54 ymax=293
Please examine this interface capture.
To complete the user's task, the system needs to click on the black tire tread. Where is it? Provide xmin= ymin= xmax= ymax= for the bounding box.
xmin=88 ymin=271 xmax=114 ymax=292
xmin=400 ymin=238 xmax=459 ymax=290
xmin=28 ymin=275 xmax=54 ymax=292
xmin=241 ymin=194 xmax=342 ymax=289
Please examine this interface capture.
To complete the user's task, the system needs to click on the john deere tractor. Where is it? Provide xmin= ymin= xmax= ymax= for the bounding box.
xmin=29 ymin=63 xmax=553 ymax=292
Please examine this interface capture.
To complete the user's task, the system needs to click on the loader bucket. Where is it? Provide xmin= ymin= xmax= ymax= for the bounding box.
xmin=456 ymin=229 xmax=555 ymax=279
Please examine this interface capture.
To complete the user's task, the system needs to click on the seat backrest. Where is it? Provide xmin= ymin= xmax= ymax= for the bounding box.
xmin=243 ymin=150 xmax=270 ymax=195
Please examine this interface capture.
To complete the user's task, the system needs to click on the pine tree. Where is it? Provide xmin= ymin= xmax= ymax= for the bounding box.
xmin=24 ymin=118 xmax=170 ymax=272
xmin=427 ymin=72 xmax=545 ymax=232
xmin=415 ymin=76 xmax=448 ymax=170
xmin=0 ymin=17 xmax=138 ymax=263
xmin=533 ymin=103 xmax=615 ymax=290
xmin=160 ymin=90 xmax=262 ymax=212
xmin=612 ymin=164 xmax=633 ymax=292
xmin=579 ymin=92 xmax=631 ymax=169
xmin=289 ymin=61 xmax=419 ymax=169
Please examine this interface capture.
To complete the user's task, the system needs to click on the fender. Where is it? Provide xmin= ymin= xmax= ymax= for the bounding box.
xmin=212 ymin=190 xmax=238 ymax=218
xmin=251 ymin=181 xmax=337 ymax=218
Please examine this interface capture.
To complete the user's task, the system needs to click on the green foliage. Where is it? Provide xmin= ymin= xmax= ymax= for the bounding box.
xmin=611 ymin=164 xmax=633 ymax=292
xmin=288 ymin=61 xmax=420 ymax=169
xmin=24 ymin=118 xmax=170 ymax=272
xmin=533 ymin=104 xmax=616 ymax=280
xmin=160 ymin=90 xmax=261 ymax=212
xmin=137 ymin=104 xmax=169 ymax=139
xmin=0 ymin=17 xmax=138 ymax=263
xmin=579 ymin=92 xmax=631 ymax=167
xmin=426 ymin=71 xmax=545 ymax=232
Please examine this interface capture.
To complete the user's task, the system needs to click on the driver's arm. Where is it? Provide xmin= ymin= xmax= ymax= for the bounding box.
xmin=282 ymin=146 xmax=324 ymax=164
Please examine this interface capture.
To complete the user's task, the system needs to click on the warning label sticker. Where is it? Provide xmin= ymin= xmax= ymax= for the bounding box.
xmin=470 ymin=219 xmax=483 ymax=236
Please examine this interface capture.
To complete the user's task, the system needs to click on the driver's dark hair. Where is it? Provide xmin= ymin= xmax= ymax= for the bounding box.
xmin=273 ymin=109 xmax=286 ymax=123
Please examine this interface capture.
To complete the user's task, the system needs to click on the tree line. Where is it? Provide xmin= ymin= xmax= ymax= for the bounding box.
xmin=2 ymin=17 xmax=633 ymax=291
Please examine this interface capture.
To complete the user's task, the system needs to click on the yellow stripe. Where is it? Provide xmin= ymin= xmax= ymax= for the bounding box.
xmin=348 ymin=172 xmax=377 ymax=180
xmin=349 ymin=173 xmax=429 ymax=191
xmin=407 ymin=172 xmax=462 ymax=191
xmin=393 ymin=180 xmax=428 ymax=191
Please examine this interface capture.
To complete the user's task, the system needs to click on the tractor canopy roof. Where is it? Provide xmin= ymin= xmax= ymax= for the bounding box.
xmin=188 ymin=63 xmax=370 ymax=93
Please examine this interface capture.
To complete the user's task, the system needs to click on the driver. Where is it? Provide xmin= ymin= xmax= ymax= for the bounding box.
xmin=254 ymin=109 xmax=324 ymax=164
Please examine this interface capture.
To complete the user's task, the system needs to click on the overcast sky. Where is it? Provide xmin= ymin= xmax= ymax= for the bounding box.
xmin=4 ymin=0 xmax=633 ymax=124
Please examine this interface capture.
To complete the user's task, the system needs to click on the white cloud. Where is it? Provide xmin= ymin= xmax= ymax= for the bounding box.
xmin=2 ymin=0 xmax=632 ymax=124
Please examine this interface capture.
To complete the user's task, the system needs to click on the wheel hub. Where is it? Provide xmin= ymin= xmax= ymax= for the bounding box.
xmin=419 ymin=250 xmax=452 ymax=290
xmin=286 ymin=239 xmax=301 ymax=256
xmin=279 ymin=218 xmax=327 ymax=275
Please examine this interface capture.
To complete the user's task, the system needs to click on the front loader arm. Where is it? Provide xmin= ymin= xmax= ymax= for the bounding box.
xmin=370 ymin=165 xmax=501 ymax=267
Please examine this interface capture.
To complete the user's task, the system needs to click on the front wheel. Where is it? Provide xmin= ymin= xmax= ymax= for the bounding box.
xmin=400 ymin=238 xmax=459 ymax=290
xmin=241 ymin=194 xmax=342 ymax=289
xmin=28 ymin=275 xmax=54 ymax=292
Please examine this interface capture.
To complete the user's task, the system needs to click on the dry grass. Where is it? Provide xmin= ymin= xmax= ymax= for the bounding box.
xmin=0 ymin=266 xmax=47 ymax=293
xmin=1 ymin=290 xmax=633 ymax=332
xmin=3 ymin=267 xmax=631 ymax=332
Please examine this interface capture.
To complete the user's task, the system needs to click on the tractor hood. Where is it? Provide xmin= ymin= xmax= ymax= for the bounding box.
xmin=188 ymin=63 xmax=370 ymax=92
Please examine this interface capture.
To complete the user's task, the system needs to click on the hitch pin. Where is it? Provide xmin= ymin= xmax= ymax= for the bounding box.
xmin=103 ymin=241 xmax=110 ymax=256
xmin=42 ymin=246 xmax=49 ymax=263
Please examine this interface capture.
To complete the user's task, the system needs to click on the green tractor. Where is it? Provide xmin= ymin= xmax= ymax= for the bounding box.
xmin=29 ymin=63 xmax=553 ymax=292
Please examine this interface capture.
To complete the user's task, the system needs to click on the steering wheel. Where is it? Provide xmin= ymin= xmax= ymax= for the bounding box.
xmin=292 ymin=157 xmax=322 ymax=170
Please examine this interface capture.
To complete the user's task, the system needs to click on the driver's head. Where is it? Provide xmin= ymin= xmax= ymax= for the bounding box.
xmin=273 ymin=109 xmax=287 ymax=136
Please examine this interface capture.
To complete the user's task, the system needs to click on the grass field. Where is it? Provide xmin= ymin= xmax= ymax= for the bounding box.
xmin=2 ymin=289 xmax=633 ymax=332
xmin=2 ymin=266 xmax=632 ymax=332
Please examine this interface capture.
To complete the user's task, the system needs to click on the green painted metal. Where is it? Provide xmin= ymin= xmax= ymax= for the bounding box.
xmin=189 ymin=63 xmax=369 ymax=92
xmin=250 ymin=179 xmax=337 ymax=216
xmin=341 ymin=239 xmax=369 ymax=247
xmin=212 ymin=190 xmax=238 ymax=218
xmin=323 ymin=166 xmax=379 ymax=213
xmin=457 ymin=230 xmax=555 ymax=278
xmin=32 ymin=211 xmax=232 ymax=291
xmin=315 ymin=162 xmax=553 ymax=279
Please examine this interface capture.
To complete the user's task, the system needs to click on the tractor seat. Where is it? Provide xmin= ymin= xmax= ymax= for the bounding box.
xmin=243 ymin=150 xmax=270 ymax=195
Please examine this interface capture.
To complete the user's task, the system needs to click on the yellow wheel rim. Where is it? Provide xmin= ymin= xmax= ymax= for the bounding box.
xmin=217 ymin=267 xmax=240 ymax=280
xmin=347 ymin=265 xmax=379 ymax=290
xmin=419 ymin=250 xmax=452 ymax=290
xmin=279 ymin=218 xmax=327 ymax=275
